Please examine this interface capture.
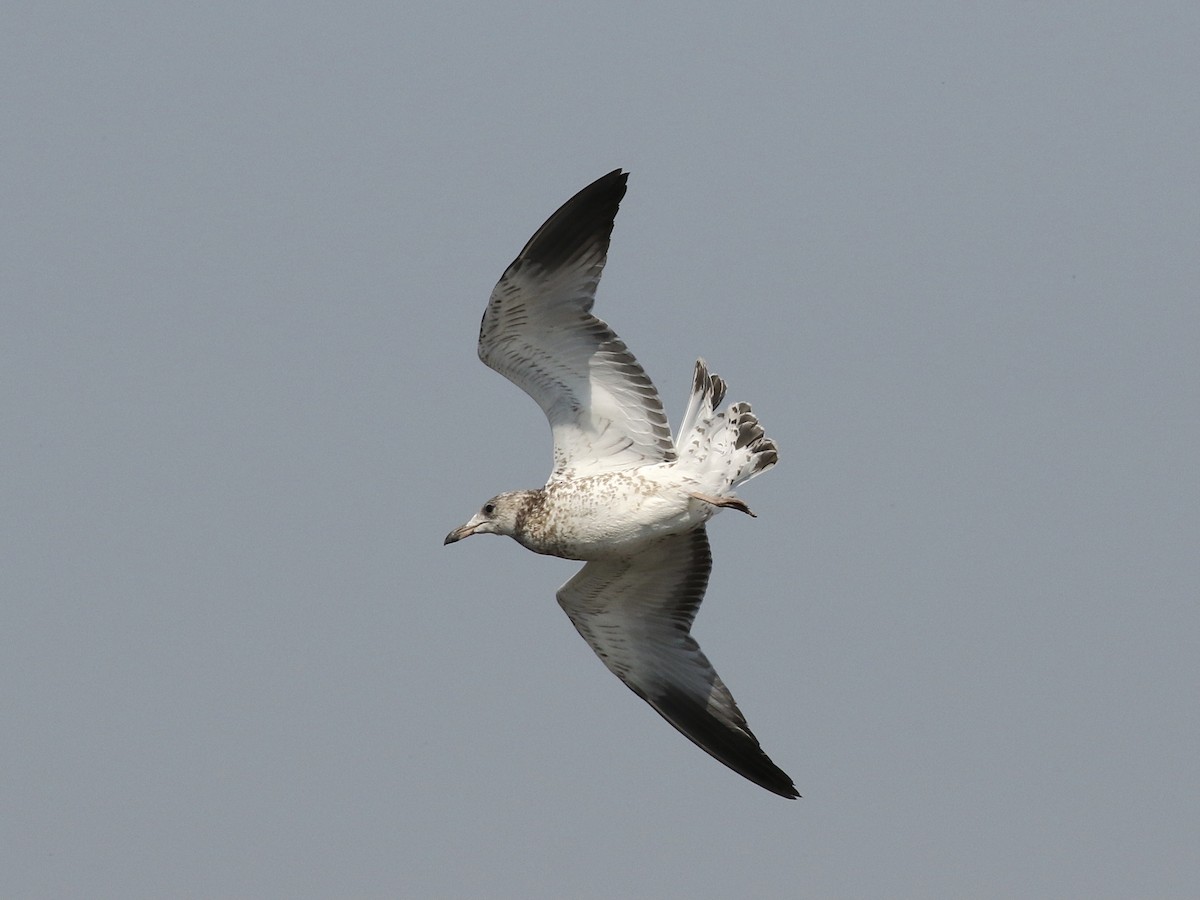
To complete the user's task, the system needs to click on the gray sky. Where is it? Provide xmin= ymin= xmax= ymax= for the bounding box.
xmin=4 ymin=3 xmax=1198 ymax=897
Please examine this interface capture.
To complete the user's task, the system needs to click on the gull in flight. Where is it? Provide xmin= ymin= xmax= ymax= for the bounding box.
xmin=445 ymin=170 xmax=796 ymax=798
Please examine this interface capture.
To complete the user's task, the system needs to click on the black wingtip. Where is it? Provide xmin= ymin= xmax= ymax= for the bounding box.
xmin=653 ymin=684 xmax=800 ymax=799
xmin=514 ymin=169 xmax=630 ymax=270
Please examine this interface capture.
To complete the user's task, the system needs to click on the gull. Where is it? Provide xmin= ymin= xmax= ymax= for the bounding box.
xmin=444 ymin=170 xmax=797 ymax=798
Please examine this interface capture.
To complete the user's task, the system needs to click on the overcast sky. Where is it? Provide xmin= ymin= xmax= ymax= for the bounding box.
xmin=3 ymin=3 xmax=1198 ymax=897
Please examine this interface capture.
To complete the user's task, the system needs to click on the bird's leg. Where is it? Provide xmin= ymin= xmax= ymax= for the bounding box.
xmin=689 ymin=491 xmax=757 ymax=517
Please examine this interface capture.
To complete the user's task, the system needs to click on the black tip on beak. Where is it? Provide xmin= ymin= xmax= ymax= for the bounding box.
xmin=444 ymin=524 xmax=474 ymax=545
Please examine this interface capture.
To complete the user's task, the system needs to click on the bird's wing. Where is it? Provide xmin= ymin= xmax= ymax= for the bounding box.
xmin=556 ymin=526 xmax=797 ymax=798
xmin=478 ymin=169 xmax=676 ymax=480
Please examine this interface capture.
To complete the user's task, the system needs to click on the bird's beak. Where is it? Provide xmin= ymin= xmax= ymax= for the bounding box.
xmin=443 ymin=522 xmax=478 ymax=545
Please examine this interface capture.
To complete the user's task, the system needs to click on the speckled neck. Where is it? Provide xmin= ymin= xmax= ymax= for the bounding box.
xmin=511 ymin=488 xmax=550 ymax=550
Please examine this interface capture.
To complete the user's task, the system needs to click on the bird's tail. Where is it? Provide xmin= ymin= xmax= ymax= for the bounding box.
xmin=675 ymin=359 xmax=778 ymax=495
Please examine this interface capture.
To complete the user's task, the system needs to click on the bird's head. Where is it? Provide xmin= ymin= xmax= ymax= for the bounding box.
xmin=444 ymin=491 xmax=529 ymax=544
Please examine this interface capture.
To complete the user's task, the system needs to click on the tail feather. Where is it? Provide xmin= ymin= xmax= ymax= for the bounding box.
xmin=726 ymin=401 xmax=779 ymax=484
xmin=676 ymin=358 xmax=726 ymax=449
xmin=675 ymin=359 xmax=778 ymax=496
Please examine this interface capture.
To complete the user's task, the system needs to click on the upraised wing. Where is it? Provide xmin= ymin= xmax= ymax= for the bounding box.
xmin=478 ymin=170 xmax=676 ymax=480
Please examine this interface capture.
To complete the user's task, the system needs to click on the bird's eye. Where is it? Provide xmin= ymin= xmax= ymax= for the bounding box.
xmin=483 ymin=502 xmax=496 ymax=516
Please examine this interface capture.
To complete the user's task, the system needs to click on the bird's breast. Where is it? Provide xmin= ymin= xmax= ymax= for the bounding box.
xmin=515 ymin=470 xmax=703 ymax=560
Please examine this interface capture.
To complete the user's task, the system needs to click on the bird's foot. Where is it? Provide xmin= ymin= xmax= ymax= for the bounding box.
xmin=689 ymin=491 xmax=756 ymax=517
